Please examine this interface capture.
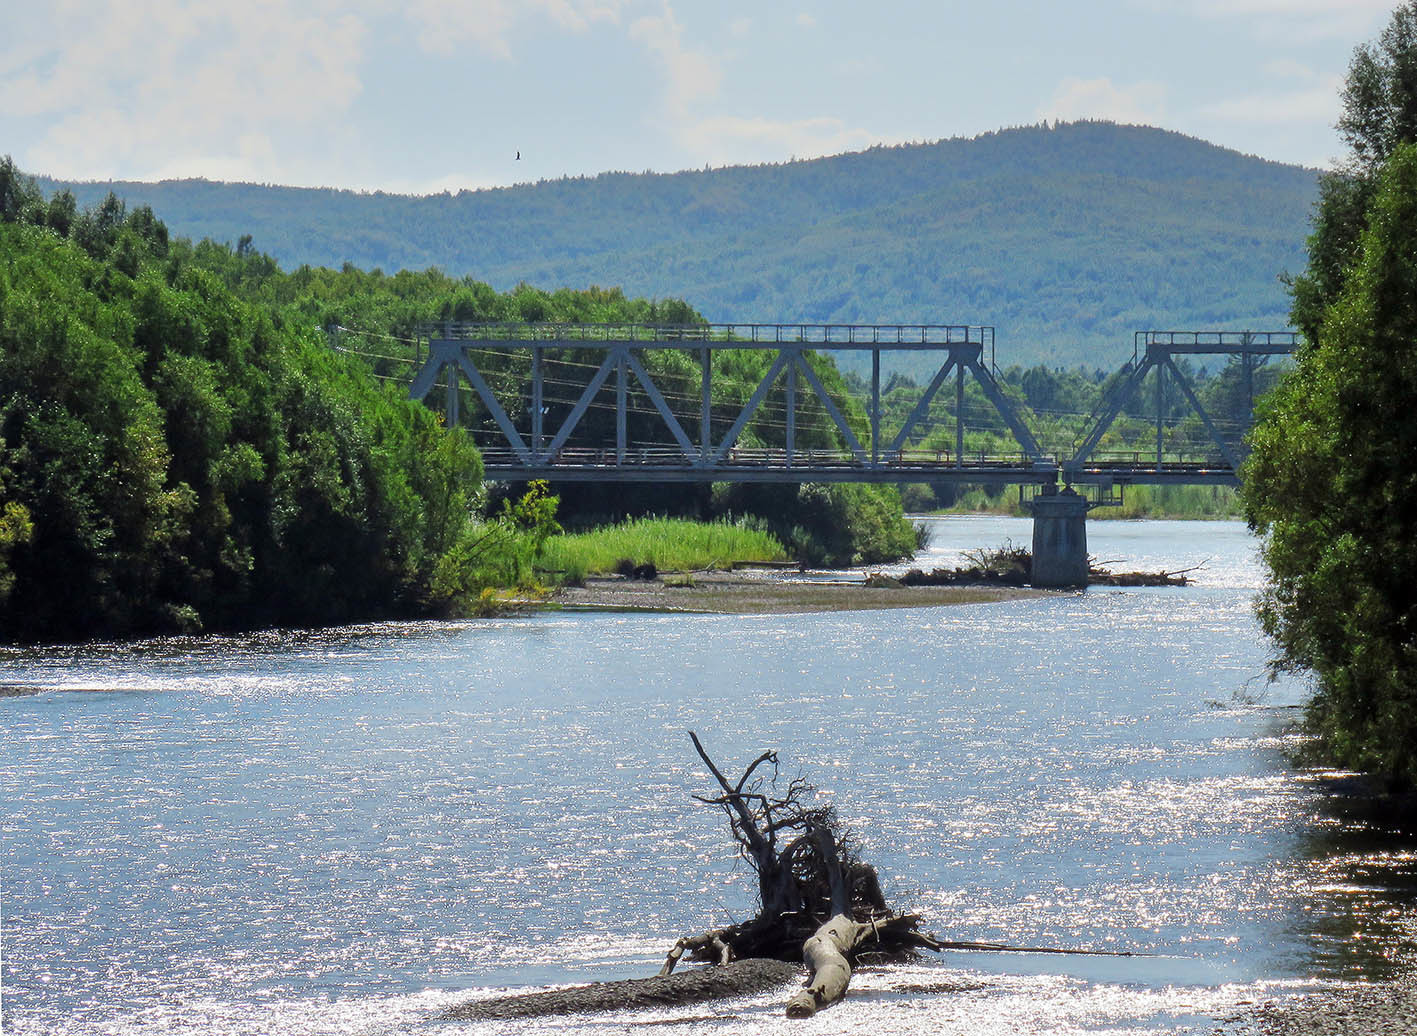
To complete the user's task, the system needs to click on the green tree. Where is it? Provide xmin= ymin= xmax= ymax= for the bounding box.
xmin=1291 ymin=2 xmax=1417 ymax=340
xmin=1245 ymin=141 xmax=1417 ymax=787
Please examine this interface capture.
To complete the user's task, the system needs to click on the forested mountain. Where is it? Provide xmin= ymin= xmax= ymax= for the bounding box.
xmin=39 ymin=122 xmax=1316 ymax=371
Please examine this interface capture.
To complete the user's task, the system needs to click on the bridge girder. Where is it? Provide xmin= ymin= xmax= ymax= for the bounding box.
xmin=409 ymin=322 xmax=1050 ymax=483
xmin=1062 ymin=330 xmax=1297 ymax=487
xmin=402 ymin=324 xmax=1297 ymax=490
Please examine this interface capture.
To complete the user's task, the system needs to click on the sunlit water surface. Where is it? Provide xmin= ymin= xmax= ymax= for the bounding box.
xmin=4 ymin=518 xmax=1416 ymax=1036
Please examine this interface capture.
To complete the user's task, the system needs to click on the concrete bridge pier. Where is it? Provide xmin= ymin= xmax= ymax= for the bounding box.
xmin=1028 ymin=484 xmax=1088 ymax=587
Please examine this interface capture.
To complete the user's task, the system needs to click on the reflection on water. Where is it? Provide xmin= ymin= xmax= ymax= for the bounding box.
xmin=1278 ymin=775 xmax=1417 ymax=982
xmin=1 ymin=519 xmax=1414 ymax=1036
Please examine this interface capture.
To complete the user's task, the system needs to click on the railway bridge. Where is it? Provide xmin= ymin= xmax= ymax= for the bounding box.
xmin=404 ymin=322 xmax=1296 ymax=585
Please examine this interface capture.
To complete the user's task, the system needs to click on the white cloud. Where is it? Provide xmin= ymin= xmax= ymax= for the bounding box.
xmin=1037 ymin=76 xmax=1168 ymax=127
xmin=5 ymin=0 xmax=368 ymax=183
xmin=403 ymin=0 xmax=627 ymax=59
xmin=630 ymin=3 xmax=723 ymax=114
xmin=729 ymin=16 xmax=753 ymax=37
xmin=796 ymin=12 xmax=817 ymax=28
xmin=1262 ymin=57 xmax=1318 ymax=80
xmin=1200 ymin=78 xmax=1342 ymax=126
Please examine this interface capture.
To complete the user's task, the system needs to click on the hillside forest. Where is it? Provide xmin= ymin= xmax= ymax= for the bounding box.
xmin=40 ymin=121 xmax=1315 ymax=371
xmin=0 ymin=162 xmax=926 ymax=641
xmin=2 ymin=147 xmax=1288 ymax=641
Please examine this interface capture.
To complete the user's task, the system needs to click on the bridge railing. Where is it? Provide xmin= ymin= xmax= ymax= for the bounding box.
xmin=1072 ymin=450 xmax=1234 ymax=468
xmin=475 ymin=445 xmax=1052 ymax=469
xmin=1133 ymin=329 xmax=1300 ymax=361
xmin=427 ymin=321 xmax=993 ymax=350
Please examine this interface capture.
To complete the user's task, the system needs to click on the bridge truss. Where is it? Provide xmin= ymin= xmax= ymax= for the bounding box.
xmin=403 ymin=323 xmax=1297 ymax=489
xmin=1063 ymin=331 xmax=1298 ymax=488
xmin=408 ymin=322 xmax=1054 ymax=484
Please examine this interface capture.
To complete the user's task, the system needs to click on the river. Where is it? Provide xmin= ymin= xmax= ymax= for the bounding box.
xmin=2 ymin=517 xmax=1414 ymax=1035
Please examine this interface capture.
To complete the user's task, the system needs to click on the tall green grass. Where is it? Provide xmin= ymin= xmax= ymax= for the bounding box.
xmin=538 ymin=516 xmax=787 ymax=579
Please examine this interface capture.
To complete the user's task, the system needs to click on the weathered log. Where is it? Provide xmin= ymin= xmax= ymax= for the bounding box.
xmin=659 ymin=927 xmax=734 ymax=976
xmin=785 ymin=913 xmax=873 ymax=1018
xmin=437 ymin=958 xmax=798 ymax=1021
xmin=665 ymin=735 xmax=1146 ymax=1019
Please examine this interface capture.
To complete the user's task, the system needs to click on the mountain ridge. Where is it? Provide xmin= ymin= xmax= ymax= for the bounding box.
xmin=36 ymin=121 xmax=1316 ymax=369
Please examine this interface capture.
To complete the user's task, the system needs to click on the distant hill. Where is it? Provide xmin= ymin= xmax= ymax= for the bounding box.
xmin=39 ymin=121 xmax=1316 ymax=370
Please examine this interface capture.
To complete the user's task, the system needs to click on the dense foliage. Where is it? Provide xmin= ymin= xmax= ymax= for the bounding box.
xmin=1289 ymin=3 xmax=1417 ymax=340
xmin=40 ymin=122 xmax=1313 ymax=370
xmin=1 ymin=159 xmax=929 ymax=638
xmin=0 ymin=162 xmax=489 ymax=640
xmin=1244 ymin=3 xmax=1417 ymax=787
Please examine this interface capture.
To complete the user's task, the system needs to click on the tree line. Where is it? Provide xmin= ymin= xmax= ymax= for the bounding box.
xmin=1244 ymin=2 xmax=1417 ymax=788
xmin=40 ymin=121 xmax=1313 ymax=370
xmin=0 ymin=164 xmax=923 ymax=640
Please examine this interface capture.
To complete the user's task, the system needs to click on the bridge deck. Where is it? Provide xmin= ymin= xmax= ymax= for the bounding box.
xmin=479 ymin=447 xmax=1058 ymax=484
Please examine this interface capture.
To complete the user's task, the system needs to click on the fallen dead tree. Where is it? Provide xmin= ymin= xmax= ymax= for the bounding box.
xmin=865 ymin=544 xmax=1200 ymax=589
xmin=437 ymin=732 xmax=1143 ymax=1022
xmin=659 ymin=732 xmax=952 ymax=1017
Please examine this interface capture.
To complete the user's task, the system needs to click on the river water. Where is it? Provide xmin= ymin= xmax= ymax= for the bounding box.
xmin=3 ymin=517 xmax=1415 ymax=1035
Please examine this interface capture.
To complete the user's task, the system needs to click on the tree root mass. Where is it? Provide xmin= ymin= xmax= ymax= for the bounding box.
xmin=658 ymin=732 xmax=947 ymax=1016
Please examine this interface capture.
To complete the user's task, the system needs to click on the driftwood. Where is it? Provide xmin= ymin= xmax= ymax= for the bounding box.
xmin=868 ymin=557 xmax=1197 ymax=589
xmin=436 ymin=958 xmax=798 ymax=1021
xmin=660 ymin=732 xmax=947 ymax=1016
xmin=437 ymin=734 xmax=1146 ymax=1023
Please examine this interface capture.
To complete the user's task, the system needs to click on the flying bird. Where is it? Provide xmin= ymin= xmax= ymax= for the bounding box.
xmin=516 ymin=151 xmax=521 ymax=160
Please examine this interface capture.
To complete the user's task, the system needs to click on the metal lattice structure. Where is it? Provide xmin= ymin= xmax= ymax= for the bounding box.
xmin=1063 ymin=331 xmax=1298 ymax=487
xmin=408 ymin=322 xmax=1053 ymax=484
xmin=403 ymin=324 xmax=1297 ymax=488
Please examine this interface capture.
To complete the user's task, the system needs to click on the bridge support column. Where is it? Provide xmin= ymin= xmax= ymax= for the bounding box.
xmin=1028 ymin=485 xmax=1088 ymax=588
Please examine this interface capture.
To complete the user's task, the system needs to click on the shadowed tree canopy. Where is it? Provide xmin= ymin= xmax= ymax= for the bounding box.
xmin=1292 ymin=2 xmax=1417 ymax=341
xmin=1245 ymin=141 xmax=1417 ymax=787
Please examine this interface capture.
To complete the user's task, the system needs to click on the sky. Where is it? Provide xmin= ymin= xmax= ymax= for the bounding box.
xmin=0 ymin=0 xmax=1402 ymax=194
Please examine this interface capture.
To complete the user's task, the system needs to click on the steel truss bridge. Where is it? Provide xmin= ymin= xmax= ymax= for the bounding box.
xmin=406 ymin=323 xmax=1297 ymax=489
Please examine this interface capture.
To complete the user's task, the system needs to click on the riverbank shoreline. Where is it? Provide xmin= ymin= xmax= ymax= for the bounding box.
xmin=1215 ymin=962 xmax=1417 ymax=1035
xmin=549 ymin=571 xmax=1047 ymax=614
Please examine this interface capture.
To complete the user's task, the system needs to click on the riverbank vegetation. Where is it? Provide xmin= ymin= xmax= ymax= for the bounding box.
xmin=0 ymin=166 xmax=496 ymax=641
xmin=1244 ymin=3 xmax=1417 ymax=788
xmin=537 ymin=516 xmax=787 ymax=582
xmin=0 ymin=161 xmax=921 ymax=638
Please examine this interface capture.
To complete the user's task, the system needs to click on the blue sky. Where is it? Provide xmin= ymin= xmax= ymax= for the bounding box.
xmin=0 ymin=1 xmax=1400 ymax=193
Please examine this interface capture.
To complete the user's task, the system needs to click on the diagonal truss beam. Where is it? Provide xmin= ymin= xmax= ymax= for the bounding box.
xmin=411 ymin=340 xmax=533 ymax=461
xmin=408 ymin=350 xmax=447 ymax=402
xmin=1161 ymin=355 xmax=1243 ymax=473
xmin=452 ymin=352 xmax=532 ymax=463
xmin=623 ymin=349 xmax=699 ymax=461
xmin=1071 ymin=359 xmax=1153 ymax=466
xmin=886 ymin=347 xmax=1043 ymax=462
xmin=546 ymin=349 xmax=619 ymax=457
xmin=961 ymin=356 xmax=1045 ymax=462
xmin=794 ymin=352 xmax=867 ymax=463
xmin=889 ymin=356 xmax=959 ymax=453
xmin=713 ymin=351 xmax=792 ymax=461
